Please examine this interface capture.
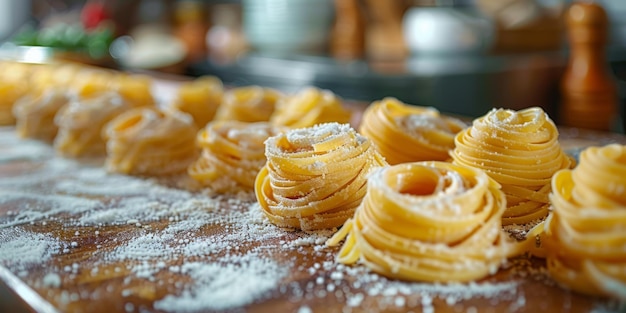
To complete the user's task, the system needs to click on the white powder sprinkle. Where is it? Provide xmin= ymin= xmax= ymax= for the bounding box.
xmin=0 ymin=129 xmax=53 ymax=162
xmin=154 ymin=256 xmax=287 ymax=312
xmin=0 ymin=228 xmax=62 ymax=271
xmin=110 ymin=232 xmax=177 ymax=262
xmin=42 ymin=272 xmax=62 ymax=288
xmin=503 ymin=218 xmax=545 ymax=241
xmin=347 ymin=293 xmax=364 ymax=307
xmin=297 ymin=305 xmax=313 ymax=313
xmin=0 ymin=191 xmax=102 ymax=228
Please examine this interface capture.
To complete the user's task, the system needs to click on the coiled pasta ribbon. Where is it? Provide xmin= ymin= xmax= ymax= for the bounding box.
xmin=13 ymin=89 xmax=70 ymax=142
xmin=73 ymin=69 xmax=116 ymax=99
xmin=104 ymin=107 xmax=198 ymax=176
xmin=359 ymin=97 xmax=466 ymax=165
xmin=112 ymin=74 xmax=155 ymax=107
xmin=270 ymin=87 xmax=351 ymax=128
xmin=0 ymin=63 xmax=31 ymax=125
xmin=451 ymin=107 xmax=573 ymax=225
xmin=189 ymin=121 xmax=285 ymax=192
xmin=172 ymin=76 xmax=224 ymax=128
xmin=542 ymin=144 xmax=626 ymax=299
xmin=255 ymin=123 xmax=386 ymax=230
xmin=31 ymin=63 xmax=81 ymax=94
xmin=54 ymin=93 xmax=132 ymax=157
xmin=214 ymin=86 xmax=282 ymax=123
xmin=327 ymin=161 xmax=528 ymax=282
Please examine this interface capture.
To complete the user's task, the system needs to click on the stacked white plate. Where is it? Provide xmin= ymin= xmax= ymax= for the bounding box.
xmin=242 ymin=0 xmax=334 ymax=55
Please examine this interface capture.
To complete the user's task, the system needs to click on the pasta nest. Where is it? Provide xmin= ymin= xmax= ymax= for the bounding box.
xmin=73 ymin=69 xmax=117 ymax=100
xmin=104 ymin=107 xmax=198 ymax=176
xmin=189 ymin=121 xmax=285 ymax=192
xmin=255 ymin=122 xmax=386 ymax=230
xmin=54 ymin=92 xmax=132 ymax=157
xmin=328 ymin=161 xmax=527 ymax=282
xmin=172 ymin=76 xmax=224 ymax=128
xmin=0 ymin=62 xmax=33 ymax=124
xmin=13 ymin=89 xmax=70 ymax=142
xmin=270 ymin=87 xmax=351 ymax=128
xmin=359 ymin=97 xmax=466 ymax=165
xmin=542 ymin=144 xmax=626 ymax=299
xmin=214 ymin=86 xmax=282 ymax=123
xmin=0 ymin=80 xmax=28 ymax=125
xmin=451 ymin=107 xmax=574 ymax=225
xmin=112 ymin=74 xmax=155 ymax=107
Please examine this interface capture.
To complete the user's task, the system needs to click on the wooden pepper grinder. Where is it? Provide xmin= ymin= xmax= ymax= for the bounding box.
xmin=560 ymin=2 xmax=618 ymax=131
xmin=331 ymin=0 xmax=365 ymax=60
xmin=362 ymin=0 xmax=408 ymax=60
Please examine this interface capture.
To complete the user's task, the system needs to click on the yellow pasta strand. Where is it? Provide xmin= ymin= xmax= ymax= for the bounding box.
xmin=255 ymin=122 xmax=386 ymax=230
xmin=73 ymin=69 xmax=116 ymax=99
xmin=214 ymin=86 xmax=282 ymax=122
xmin=46 ymin=63 xmax=82 ymax=91
xmin=451 ymin=107 xmax=573 ymax=226
xmin=25 ymin=63 xmax=74 ymax=94
xmin=0 ymin=62 xmax=33 ymax=125
xmin=0 ymin=82 xmax=28 ymax=125
xmin=13 ymin=89 xmax=70 ymax=142
xmin=359 ymin=97 xmax=466 ymax=165
xmin=543 ymin=144 xmax=626 ymax=300
xmin=172 ymin=76 xmax=224 ymax=128
xmin=270 ymin=87 xmax=351 ymax=128
xmin=54 ymin=93 xmax=132 ymax=157
xmin=328 ymin=161 xmax=529 ymax=282
xmin=112 ymin=74 xmax=155 ymax=107
xmin=189 ymin=121 xmax=285 ymax=193
xmin=104 ymin=107 xmax=198 ymax=176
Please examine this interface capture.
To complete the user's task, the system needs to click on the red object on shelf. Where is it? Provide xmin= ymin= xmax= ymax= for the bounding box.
xmin=81 ymin=2 xmax=109 ymax=30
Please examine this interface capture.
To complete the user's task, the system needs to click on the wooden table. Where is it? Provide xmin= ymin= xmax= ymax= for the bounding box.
xmin=1 ymin=123 xmax=625 ymax=313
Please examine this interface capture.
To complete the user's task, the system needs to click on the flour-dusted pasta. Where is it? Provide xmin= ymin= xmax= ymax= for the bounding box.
xmin=328 ymin=161 xmax=528 ymax=282
xmin=73 ymin=69 xmax=116 ymax=99
xmin=360 ymin=97 xmax=466 ymax=164
xmin=13 ymin=89 xmax=71 ymax=142
xmin=542 ymin=144 xmax=626 ymax=299
xmin=214 ymin=86 xmax=282 ymax=123
xmin=112 ymin=74 xmax=155 ymax=107
xmin=270 ymin=87 xmax=351 ymax=128
xmin=451 ymin=107 xmax=573 ymax=225
xmin=54 ymin=93 xmax=131 ymax=157
xmin=172 ymin=76 xmax=224 ymax=128
xmin=189 ymin=121 xmax=285 ymax=193
xmin=0 ymin=62 xmax=32 ymax=125
xmin=104 ymin=107 xmax=198 ymax=176
xmin=255 ymin=123 xmax=386 ymax=230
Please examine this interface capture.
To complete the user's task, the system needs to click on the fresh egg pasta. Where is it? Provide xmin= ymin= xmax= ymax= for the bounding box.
xmin=360 ymin=97 xmax=466 ymax=164
xmin=172 ymin=76 xmax=223 ymax=128
xmin=214 ymin=86 xmax=281 ymax=123
xmin=54 ymin=92 xmax=131 ymax=157
xmin=451 ymin=107 xmax=573 ymax=225
xmin=255 ymin=122 xmax=386 ymax=230
xmin=328 ymin=161 xmax=528 ymax=282
xmin=542 ymin=144 xmax=626 ymax=299
xmin=104 ymin=107 xmax=198 ymax=176
xmin=13 ymin=89 xmax=70 ymax=142
xmin=189 ymin=121 xmax=284 ymax=192
xmin=270 ymin=87 xmax=351 ymax=128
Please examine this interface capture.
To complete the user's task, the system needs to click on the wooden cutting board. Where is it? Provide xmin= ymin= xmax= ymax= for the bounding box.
xmin=0 ymin=123 xmax=624 ymax=313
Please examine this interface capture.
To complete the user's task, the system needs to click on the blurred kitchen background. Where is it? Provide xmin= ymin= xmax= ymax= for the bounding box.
xmin=0 ymin=0 xmax=625 ymax=130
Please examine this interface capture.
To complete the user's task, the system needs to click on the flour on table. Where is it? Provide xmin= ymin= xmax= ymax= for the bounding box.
xmin=154 ymin=256 xmax=287 ymax=312
xmin=0 ymin=128 xmax=53 ymax=163
xmin=0 ymin=228 xmax=63 ymax=272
